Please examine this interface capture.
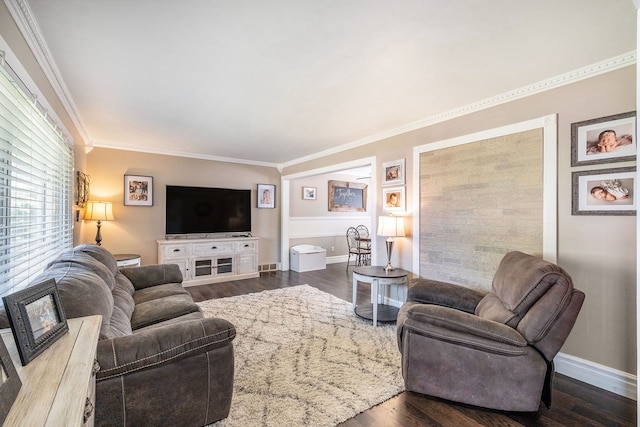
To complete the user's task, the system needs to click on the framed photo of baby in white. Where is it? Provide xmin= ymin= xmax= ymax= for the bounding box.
xmin=572 ymin=167 xmax=636 ymax=216
xmin=257 ymin=184 xmax=275 ymax=208
xmin=571 ymin=111 xmax=636 ymax=166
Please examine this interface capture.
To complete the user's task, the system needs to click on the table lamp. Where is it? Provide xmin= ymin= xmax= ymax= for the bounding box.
xmin=84 ymin=201 xmax=115 ymax=246
xmin=377 ymin=215 xmax=405 ymax=271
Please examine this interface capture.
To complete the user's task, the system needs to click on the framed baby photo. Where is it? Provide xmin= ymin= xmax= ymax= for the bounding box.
xmin=257 ymin=184 xmax=276 ymax=208
xmin=2 ymin=279 xmax=69 ymax=366
xmin=382 ymin=186 xmax=405 ymax=212
xmin=571 ymin=111 xmax=636 ymax=166
xmin=572 ymin=167 xmax=636 ymax=216
xmin=124 ymin=174 xmax=153 ymax=206
xmin=382 ymin=159 xmax=405 ymax=186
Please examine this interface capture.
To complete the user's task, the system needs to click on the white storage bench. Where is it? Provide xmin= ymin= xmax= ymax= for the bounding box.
xmin=290 ymin=244 xmax=326 ymax=272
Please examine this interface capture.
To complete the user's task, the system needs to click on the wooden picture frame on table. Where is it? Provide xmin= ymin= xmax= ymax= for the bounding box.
xmin=2 ymin=279 xmax=69 ymax=366
xmin=0 ymin=332 xmax=21 ymax=424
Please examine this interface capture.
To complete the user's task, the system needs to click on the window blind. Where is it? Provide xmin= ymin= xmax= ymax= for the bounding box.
xmin=0 ymin=59 xmax=73 ymax=297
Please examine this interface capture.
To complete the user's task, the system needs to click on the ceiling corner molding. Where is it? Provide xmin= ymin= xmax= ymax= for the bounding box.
xmin=5 ymin=0 xmax=91 ymax=145
xmin=282 ymin=51 xmax=636 ymax=169
xmin=91 ymin=141 xmax=280 ymax=169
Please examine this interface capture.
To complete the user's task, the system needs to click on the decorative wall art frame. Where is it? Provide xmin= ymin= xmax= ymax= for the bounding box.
xmin=572 ymin=167 xmax=636 ymax=216
xmin=0 ymin=333 xmax=20 ymax=424
xmin=571 ymin=111 xmax=636 ymax=166
xmin=382 ymin=186 xmax=406 ymax=212
xmin=124 ymin=175 xmax=153 ymax=206
xmin=2 ymin=279 xmax=69 ymax=366
xmin=382 ymin=159 xmax=405 ymax=186
xmin=302 ymin=186 xmax=317 ymax=200
xmin=75 ymin=171 xmax=90 ymax=208
xmin=328 ymin=180 xmax=367 ymax=212
xmin=257 ymin=184 xmax=276 ymax=208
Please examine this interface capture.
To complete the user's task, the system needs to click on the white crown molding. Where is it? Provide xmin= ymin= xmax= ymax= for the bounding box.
xmin=91 ymin=140 xmax=279 ymax=168
xmin=281 ymin=51 xmax=637 ymax=169
xmin=4 ymin=0 xmax=91 ymax=147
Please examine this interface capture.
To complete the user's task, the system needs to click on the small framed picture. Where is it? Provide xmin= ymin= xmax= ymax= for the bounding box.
xmin=124 ymin=175 xmax=153 ymax=206
xmin=0 ymin=332 xmax=21 ymax=424
xmin=571 ymin=111 xmax=636 ymax=166
xmin=382 ymin=186 xmax=405 ymax=212
xmin=572 ymin=167 xmax=636 ymax=216
xmin=328 ymin=180 xmax=367 ymax=212
xmin=382 ymin=159 xmax=405 ymax=186
xmin=257 ymin=184 xmax=276 ymax=208
xmin=2 ymin=279 xmax=69 ymax=366
xmin=302 ymin=186 xmax=317 ymax=200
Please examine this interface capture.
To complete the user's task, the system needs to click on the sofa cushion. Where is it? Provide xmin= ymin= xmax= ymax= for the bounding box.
xmin=120 ymin=264 xmax=183 ymax=290
xmin=130 ymin=294 xmax=202 ymax=330
xmin=113 ymin=275 xmax=135 ymax=320
xmin=111 ymin=305 xmax=133 ymax=337
xmin=73 ymin=244 xmax=119 ymax=276
xmin=133 ymin=283 xmax=190 ymax=305
xmin=35 ymin=263 xmax=115 ymax=339
xmin=48 ymin=250 xmax=116 ymax=291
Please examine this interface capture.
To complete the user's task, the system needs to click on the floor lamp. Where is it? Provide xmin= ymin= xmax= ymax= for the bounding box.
xmin=84 ymin=201 xmax=115 ymax=246
xmin=377 ymin=215 xmax=405 ymax=271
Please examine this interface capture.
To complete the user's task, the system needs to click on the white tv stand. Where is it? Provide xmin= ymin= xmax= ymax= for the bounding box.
xmin=157 ymin=236 xmax=259 ymax=286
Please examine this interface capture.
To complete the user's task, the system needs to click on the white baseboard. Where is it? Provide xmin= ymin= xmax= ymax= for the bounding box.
xmin=554 ymin=352 xmax=637 ymax=400
xmin=327 ymin=255 xmax=349 ymax=264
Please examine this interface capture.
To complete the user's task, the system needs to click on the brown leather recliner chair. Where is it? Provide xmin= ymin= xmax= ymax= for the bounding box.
xmin=397 ymin=251 xmax=585 ymax=412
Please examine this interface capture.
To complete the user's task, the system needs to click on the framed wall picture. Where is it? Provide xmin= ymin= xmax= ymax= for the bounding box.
xmin=328 ymin=180 xmax=367 ymax=212
xmin=572 ymin=167 xmax=636 ymax=216
xmin=257 ymin=184 xmax=276 ymax=208
xmin=571 ymin=111 xmax=636 ymax=166
xmin=302 ymin=186 xmax=317 ymax=200
xmin=382 ymin=159 xmax=405 ymax=186
xmin=382 ymin=186 xmax=405 ymax=212
xmin=2 ymin=279 xmax=69 ymax=366
xmin=124 ymin=174 xmax=153 ymax=206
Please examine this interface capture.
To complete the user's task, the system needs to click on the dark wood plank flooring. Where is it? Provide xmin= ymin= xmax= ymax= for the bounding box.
xmin=186 ymin=263 xmax=637 ymax=427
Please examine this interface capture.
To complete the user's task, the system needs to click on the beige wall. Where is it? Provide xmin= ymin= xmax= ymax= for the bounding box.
xmin=83 ymin=148 xmax=281 ymax=266
xmin=283 ymin=66 xmax=637 ymax=375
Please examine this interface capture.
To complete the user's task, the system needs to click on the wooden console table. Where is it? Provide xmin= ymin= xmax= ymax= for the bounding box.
xmin=1 ymin=315 xmax=102 ymax=426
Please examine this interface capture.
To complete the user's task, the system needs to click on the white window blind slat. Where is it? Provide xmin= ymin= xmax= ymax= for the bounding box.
xmin=0 ymin=60 xmax=73 ymax=297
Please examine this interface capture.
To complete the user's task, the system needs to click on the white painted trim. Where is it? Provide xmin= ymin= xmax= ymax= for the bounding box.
xmin=326 ymin=255 xmax=348 ymax=264
xmin=555 ymin=352 xmax=637 ymax=400
xmin=412 ymin=114 xmax=558 ymax=270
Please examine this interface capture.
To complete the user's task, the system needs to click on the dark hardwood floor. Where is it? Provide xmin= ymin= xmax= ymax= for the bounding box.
xmin=186 ymin=263 xmax=637 ymax=427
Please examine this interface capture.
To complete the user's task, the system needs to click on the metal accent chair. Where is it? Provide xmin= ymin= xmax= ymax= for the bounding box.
xmin=355 ymin=225 xmax=371 ymax=250
xmin=346 ymin=227 xmax=371 ymax=270
xmin=397 ymin=251 xmax=585 ymax=412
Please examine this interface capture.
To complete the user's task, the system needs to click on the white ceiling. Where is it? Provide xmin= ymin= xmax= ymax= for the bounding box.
xmin=19 ymin=1 xmax=637 ymax=166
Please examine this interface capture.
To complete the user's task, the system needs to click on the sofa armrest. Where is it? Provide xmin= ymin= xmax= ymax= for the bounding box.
xmin=407 ymin=278 xmax=486 ymax=314
xmin=96 ymin=317 xmax=235 ymax=380
xmin=399 ymin=302 xmax=527 ymax=356
xmin=119 ymin=264 xmax=183 ymax=290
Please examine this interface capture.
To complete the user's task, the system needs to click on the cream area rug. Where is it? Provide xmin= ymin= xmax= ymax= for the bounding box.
xmin=198 ymin=284 xmax=404 ymax=427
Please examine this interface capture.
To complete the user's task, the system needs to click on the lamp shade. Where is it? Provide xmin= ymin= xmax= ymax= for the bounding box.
xmin=85 ymin=201 xmax=115 ymax=221
xmin=377 ymin=216 xmax=405 ymax=237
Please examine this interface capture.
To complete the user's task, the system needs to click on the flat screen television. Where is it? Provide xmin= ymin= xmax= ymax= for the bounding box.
xmin=165 ymin=185 xmax=252 ymax=235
